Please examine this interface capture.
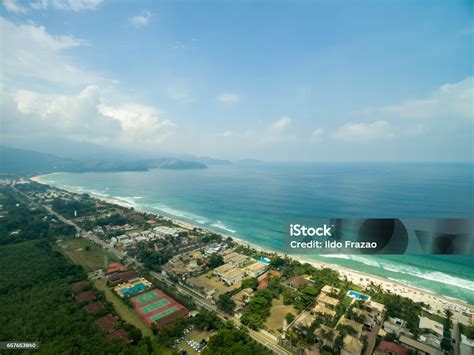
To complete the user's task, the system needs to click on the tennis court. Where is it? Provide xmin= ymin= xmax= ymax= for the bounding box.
xmin=140 ymin=298 xmax=170 ymax=314
xmin=133 ymin=290 xmax=160 ymax=305
xmin=150 ymin=307 xmax=177 ymax=321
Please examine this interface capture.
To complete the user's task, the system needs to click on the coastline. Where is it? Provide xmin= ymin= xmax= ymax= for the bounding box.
xmin=30 ymin=174 xmax=473 ymax=325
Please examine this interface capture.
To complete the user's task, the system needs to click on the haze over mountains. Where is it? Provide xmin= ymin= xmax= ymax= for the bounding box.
xmin=0 ymin=146 xmax=235 ymax=176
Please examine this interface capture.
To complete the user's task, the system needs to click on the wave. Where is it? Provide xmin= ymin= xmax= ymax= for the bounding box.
xmin=151 ymin=204 xmax=208 ymax=225
xmin=320 ymin=254 xmax=350 ymax=260
xmin=346 ymin=255 xmax=474 ymax=292
xmin=112 ymin=196 xmax=138 ymax=207
xmin=210 ymin=221 xmax=237 ymax=234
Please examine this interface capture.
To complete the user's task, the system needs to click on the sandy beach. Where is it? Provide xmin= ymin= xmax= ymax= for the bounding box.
xmin=31 ymin=175 xmax=473 ymax=326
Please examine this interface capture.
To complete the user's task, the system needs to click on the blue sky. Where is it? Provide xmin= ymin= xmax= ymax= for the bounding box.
xmin=1 ymin=0 xmax=473 ymax=161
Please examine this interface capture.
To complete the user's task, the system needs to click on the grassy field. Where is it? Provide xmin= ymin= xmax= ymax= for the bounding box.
xmin=93 ymin=279 xmax=153 ymax=337
xmin=59 ymin=238 xmax=117 ymax=271
xmin=188 ymin=271 xmax=242 ymax=297
xmin=265 ymin=296 xmax=298 ymax=335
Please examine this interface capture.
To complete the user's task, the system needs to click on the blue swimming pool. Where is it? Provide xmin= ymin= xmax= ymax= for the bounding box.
xmin=347 ymin=290 xmax=370 ymax=300
xmin=119 ymin=283 xmax=147 ymax=296
xmin=254 ymin=257 xmax=270 ymax=265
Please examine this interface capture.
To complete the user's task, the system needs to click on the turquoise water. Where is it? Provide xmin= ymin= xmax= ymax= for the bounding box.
xmin=347 ymin=290 xmax=370 ymax=300
xmin=119 ymin=283 xmax=147 ymax=296
xmin=39 ymin=162 xmax=474 ymax=304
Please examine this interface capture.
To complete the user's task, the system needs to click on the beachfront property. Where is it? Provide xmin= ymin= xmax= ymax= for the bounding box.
xmin=352 ymin=307 xmax=376 ymax=330
xmin=221 ymin=268 xmax=245 ymax=285
xmin=314 ymin=325 xmax=339 ymax=349
xmin=316 ymin=293 xmax=340 ymax=310
xmin=399 ymin=335 xmax=443 ymax=355
xmin=283 ymin=275 xmax=312 ymax=290
xmin=382 ymin=317 xmax=412 ymax=337
xmin=417 ymin=317 xmax=444 ymax=349
xmin=245 ymin=261 xmax=269 ymax=278
xmin=338 ymin=317 xmax=364 ymax=338
xmin=222 ymin=251 xmax=249 ymax=266
xmin=460 ymin=334 xmax=474 ymax=355
xmin=213 ymin=263 xmax=234 ymax=278
xmin=341 ymin=335 xmax=364 ymax=355
xmin=312 ymin=303 xmax=336 ymax=318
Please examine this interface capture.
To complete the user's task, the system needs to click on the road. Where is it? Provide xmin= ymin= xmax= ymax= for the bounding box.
xmin=18 ymin=186 xmax=291 ymax=355
xmin=452 ymin=320 xmax=460 ymax=355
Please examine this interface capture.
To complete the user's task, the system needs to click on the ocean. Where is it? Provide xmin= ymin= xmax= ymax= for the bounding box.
xmin=38 ymin=162 xmax=474 ymax=304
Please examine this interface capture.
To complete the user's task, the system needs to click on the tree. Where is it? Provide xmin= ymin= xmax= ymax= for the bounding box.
xmin=241 ymin=277 xmax=258 ymax=290
xmin=208 ymin=254 xmax=224 ymax=269
xmin=285 ymin=313 xmax=295 ymax=324
xmin=217 ymin=293 xmax=236 ymax=314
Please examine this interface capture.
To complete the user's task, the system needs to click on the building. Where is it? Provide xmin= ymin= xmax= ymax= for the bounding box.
xmin=107 ymin=262 xmax=128 ymax=274
xmin=283 ymin=275 xmax=312 ymax=290
xmin=383 ymin=317 xmax=412 ymax=337
xmin=312 ymin=304 xmax=336 ymax=318
xmin=321 ymin=285 xmax=341 ymax=296
xmin=341 ymin=335 xmax=363 ymax=355
xmin=222 ymin=251 xmax=241 ymax=263
xmin=96 ymin=314 xmax=118 ymax=333
xmin=245 ymin=261 xmax=269 ymax=278
xmin=213 ymin=263 xmax=234 ymax=278
xmin=84 ymin=301 xmax=105 ymax=314
xmin=352 ymin=307 xmax=376 ymax=329
xmin=228 ymin=253 xmax=249 ymax=267
xmin=338 ymin=317 xmax=364 ymax=338
xmin=75 ymin=290 xmax=95 ymax=303
xmin=222 ymin=269 xmax=244 ymax=285
xmin=316 ymin=293 xmax=340 ymax=310
xmin=399 ymin=335 xmax=443 ymax=355
xmin=418 ymin=317 xmax=444 ymax=338
xmin=375 ymin=341 xmax=408 ymax=355
xmin=314 ymin=325 xmax=339 ymax=349
xmin=460 ymin=334 xmax=474 ymax=355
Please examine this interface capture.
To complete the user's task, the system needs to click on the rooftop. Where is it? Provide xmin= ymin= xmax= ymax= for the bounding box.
xmin=312 ymin=304 xmax=336 ymax=318
xmin=419 ymin=317 xmax=444 ymax=337
xmin=213 ymin=263 xmax=234 ymax=274
xmin=343 ymin=335 xmax=363 ymax=354
xmin=75 ymin=290 xmax=95 ymax=303
xmin=376 ymin=341 xmax=408 ymax=355
xmin=317 ymin=293 xmax=340 ymax=307
xmin=246 ymin=261 xmax=268 ymax=272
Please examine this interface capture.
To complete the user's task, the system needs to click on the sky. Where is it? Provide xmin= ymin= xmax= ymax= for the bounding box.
xmin=0 ymin=0 xmax=473 ymax=161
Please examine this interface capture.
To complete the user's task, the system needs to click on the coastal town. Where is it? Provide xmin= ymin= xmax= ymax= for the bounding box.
xmin=1 ymin=178 xmax=473 ymax=355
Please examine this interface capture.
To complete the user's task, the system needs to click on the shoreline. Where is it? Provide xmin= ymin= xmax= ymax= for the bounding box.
xmin=30 ymin=174 xmax=473 ymax=325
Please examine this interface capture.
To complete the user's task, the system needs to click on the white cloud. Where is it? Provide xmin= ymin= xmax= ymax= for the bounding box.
xmin=216 ymin=131 xmax=234 ymax=137
xmin=9 ymin=86 xmax=175 ymax=146
xmin=130 ymin=10 xmax=152 ymax=28
xmin=357 ymin=77 xmax=474 ymax=122
xmin=262 ymin=116 xmax=293 ymax=144
xmin=50 ymin=0 xmax=102 ymax=11
xmin=0 ymin=17 xmax=102 ymax=86
xmin=2 ymin=0 xmax=27 ymax=13
xmin=30 ymin=0 xmax=48 ymax=10
xmin=310 ymin=128 xmax=324 ymax=143
xmin=216 ymin=92 xmax=240 ymax=104
xmin=332 ymin=120 xmax=394 ymax=142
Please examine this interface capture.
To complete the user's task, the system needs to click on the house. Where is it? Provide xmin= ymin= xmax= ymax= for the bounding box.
xmin=106 ymin=329 xmax=133 ymax=344
xmin=418 ymin=317 xmax=444 ymax=338
xmin=352 ymin=307 xmax=376 ymax=329
xmin=383 ymin=317 xmax=412 ymax=336
xmin=399 ymin=335 xmax=443 ymax=355
xmin=232 ymin=288 xmax=254 ymax=310
xmin=338 ymin=317 xmax=364 ymax=338
xmin=316 ymin=293 xmax=340 ymax=309
xmin=366 ymin=300 xmax=385 ymax=318
xmin=283 ymin=275 xmax=312 ymax=290
xmin=228 ymin=254 xmax=249 ymax=267
xmin=375 ymin=341 xmax=408 ymax=355
xmin=71 ymin=280 xmax=89 ymax=293
xmin=312 ymin=304 xmax=336 ymax=318
xmin=106 ymin=271 xmax=140 ymax=285
xmin=314 ymin=325 xmax=339 ymax=348
xmin=213 ymin=263 xmax=234 ymax=278
xmin=460 ymin=334 xmax=474 ymax=355
xmin=293 ymin=311 xmax=315 ymax=329
xmin=84 ymin=301 xmax=105 ymax=314
xmin=245 ymin=261 xmax=269 ymax=278
xmin=222 ymin=269 xmax=244 ymax=285
xmin=341 ymin=335 xmax=363 ymax=355
xmin=96 ymin=314 xmax=118 ymax=333
xmin=107 ymin=262 xmax=127 ymax=274
xmin=321 ymin=285 xmax=341 ymax=296
xmin=75 ymin=290 xmax=95 ymax=303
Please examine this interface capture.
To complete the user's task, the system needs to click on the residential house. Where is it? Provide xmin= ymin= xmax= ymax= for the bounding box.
xmin=245 ymin=261 xmax=269 ymax=278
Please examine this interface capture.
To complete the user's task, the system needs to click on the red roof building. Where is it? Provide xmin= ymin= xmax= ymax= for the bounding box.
xmin=84 ymin=301 xmax=105 ymax=314
xmin=75 ymin=290 xmax=95 ymax=303
xmin=71 ymin=280 xmax=89 ymax=293
xmin=96 ymin=314 xmax=118 ymax=333
xmin=106 ymin=329 xmax=133 ymax=344
xmin=107 ymin=262 xmax=128 ymax=274
xmin=375 ymin=341 xmax=409 ymax=355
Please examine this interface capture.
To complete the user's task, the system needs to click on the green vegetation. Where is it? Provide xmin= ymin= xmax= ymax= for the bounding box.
xmin=217 ymin=293 xmax=236 ymax=314
xmin=60 ymin=238 xmax=117 ymax=271
xmin=0 ymin=241 xmax=137 ymax=354
xmin=52 ymin=196 xmax=97 ymax=218
xmin=0 ymin=187 xmax=76 ymax=245
xmin=203 ymin=324 xmax=273 ymax=355
xmin=208 ymin=253 xmax=224 ymax=269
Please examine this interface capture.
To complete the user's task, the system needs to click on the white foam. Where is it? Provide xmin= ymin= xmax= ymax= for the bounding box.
xmin=210 ymin=221 xmax=236 ymax=233
xmin=151 ymin=204 xmax=208 ymax=224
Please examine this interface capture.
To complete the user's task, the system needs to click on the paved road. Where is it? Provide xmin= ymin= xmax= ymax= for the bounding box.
xmin=18 ymin=186 xmax=291 ymax=355
xmin=452 ymin=320 xmax=460 ymax=355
